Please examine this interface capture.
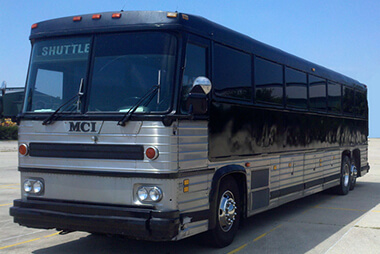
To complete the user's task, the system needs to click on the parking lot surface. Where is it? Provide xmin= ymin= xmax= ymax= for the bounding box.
xmin=1 ymin=139 xmax=379 ymax=253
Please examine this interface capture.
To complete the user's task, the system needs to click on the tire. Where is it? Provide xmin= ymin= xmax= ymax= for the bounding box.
xmin=337 ymin=156 xmax=351 ymax=195
xmin=207 ymin=176 xmax=240 ymax=248
xmin=349 ymin=157 xmax=358 ymax=191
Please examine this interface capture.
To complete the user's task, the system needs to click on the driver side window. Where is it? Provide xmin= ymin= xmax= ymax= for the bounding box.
xmin=180 ymin=43 xmax=207 ymax=113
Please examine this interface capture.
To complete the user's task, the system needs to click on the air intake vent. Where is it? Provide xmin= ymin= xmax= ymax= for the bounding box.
xmin=29 ymin=143 xmax=144 ymax=160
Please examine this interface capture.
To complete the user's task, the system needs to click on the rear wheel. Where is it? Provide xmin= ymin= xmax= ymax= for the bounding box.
xmin=208 ymin=176 xmax=240 ymax=248
xmin=349 ymin=157 xmax=358 ymax=191
xmin=336 ymin=156 xmax=351 ymax=195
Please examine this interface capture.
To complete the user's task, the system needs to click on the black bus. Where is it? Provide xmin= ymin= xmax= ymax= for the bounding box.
xmin=10 ymin=11 xmax=369 ymax=247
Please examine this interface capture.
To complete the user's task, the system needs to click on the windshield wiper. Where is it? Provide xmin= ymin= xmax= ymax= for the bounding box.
xmin=42 ymin=78 xmax=84 ymax=125
xmin=117 ymin=84 xmax=159 ymax=126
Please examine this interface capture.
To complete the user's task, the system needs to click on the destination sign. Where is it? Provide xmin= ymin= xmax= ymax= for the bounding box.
xmin=41 ymin=43 xmax=90 ymax=56
xmin=33 ymin=37 xmax=92 ymax=62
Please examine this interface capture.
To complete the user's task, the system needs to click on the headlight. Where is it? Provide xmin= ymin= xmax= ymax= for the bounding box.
xmin=23 ymin=179 xmax=44 ymax=195
xmin=137 ymin=187 xmax=148 ymax=201
xmin=23 ymin=180 xmax=33 ymax=193
xmin=149 ymin=187 xmax=163 ymax=202
xmin=136 ymin=186 xmax=163 ymax=203
xmin=33 ymin=180 xmax=44 ymax=194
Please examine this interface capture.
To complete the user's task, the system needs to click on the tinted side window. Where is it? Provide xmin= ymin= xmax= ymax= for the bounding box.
xmin=214 ymin=44 xmax=252 ymax=101
xmin=355 ymin=91 xmax=367 ymax=118
xmin=181 ymin=43 xmax=206 ymax=113
xmin=285 ymin=68 xmax=307 ymax=109
xmin=255 ymin=57 xmax=283 ymax=105
xmin=342 ymin=86 xmax=354 ymax=115
xmin=309 ymin=75 xmax=326 ymax=111
xmin=328 ymin=82 xmax=342 ymax=113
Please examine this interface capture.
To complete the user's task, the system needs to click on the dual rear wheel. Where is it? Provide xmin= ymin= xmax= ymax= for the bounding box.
xmin=337 ymin=156 xmax=357 ymax=195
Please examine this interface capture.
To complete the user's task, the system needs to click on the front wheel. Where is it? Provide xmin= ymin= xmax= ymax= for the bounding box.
xmin=208 ymin=176 xmax=240 ymax=248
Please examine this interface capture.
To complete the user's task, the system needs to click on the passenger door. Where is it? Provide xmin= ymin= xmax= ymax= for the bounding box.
xmin=178 ymin=35 xmax=210 ymax=170
xmin=179 ymin=35 xmax=210 ymax=114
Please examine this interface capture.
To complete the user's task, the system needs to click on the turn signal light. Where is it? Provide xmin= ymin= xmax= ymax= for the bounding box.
xmin=145 ymin=147 xmax=159 ymax=160
xmin=92 ymin=14 xmax=101 ymax=20
xmin=183 ymin=179 xmax=189 ymax=193
xmin=31 ymin=23 xmax=38 ymax=29
xmin=19 ymin=144 xmax=29 ymax=156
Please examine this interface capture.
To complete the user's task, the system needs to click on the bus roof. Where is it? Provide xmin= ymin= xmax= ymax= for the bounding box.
xmin=30 ymin=11 xmax=366 ymax=90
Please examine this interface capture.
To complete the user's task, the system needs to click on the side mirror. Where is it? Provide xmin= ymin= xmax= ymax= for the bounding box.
xmin=186 ymin=77 xmax=212 ymax=115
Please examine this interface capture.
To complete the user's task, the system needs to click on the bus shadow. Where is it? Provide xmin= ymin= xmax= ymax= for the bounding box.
xmin=32 ymin=180 xmax=380 ymax=254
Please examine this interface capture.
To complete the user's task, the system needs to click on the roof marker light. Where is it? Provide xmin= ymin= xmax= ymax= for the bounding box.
xmin=31 ymin=23 xmax=38 ymax=29
xmin=167 ymin=12 xmax=178 ymax=18
xmin=112 ymin=13 xmax=122 ymax=19
xmin=181 ymin=14 xmax=189 ymax=20
xmin=73 ymin=16 xmax=82 ymax=22
xmin=92 ymin=14 xmax=101 ymax=20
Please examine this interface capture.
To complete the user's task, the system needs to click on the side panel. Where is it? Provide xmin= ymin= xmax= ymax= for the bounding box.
xmin=279 ymin=154 xmax=304 ymax=201
xmin=304 ymin=152 xmax=324 ymax=189
xmin=177 ymin=121 xmax=208 ymax=170
xmin=209 ymin=101 xmax=368 ymax=160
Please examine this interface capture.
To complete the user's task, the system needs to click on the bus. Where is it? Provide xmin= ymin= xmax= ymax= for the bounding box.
xmin=10 ymin=11 xmax=369 ymax=247
xmin=0 ymin=83 xmax=24 ymax=119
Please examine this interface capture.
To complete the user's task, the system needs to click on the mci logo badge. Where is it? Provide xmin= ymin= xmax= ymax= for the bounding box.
xmin=68 ymin=122 xmax=97 ymax=132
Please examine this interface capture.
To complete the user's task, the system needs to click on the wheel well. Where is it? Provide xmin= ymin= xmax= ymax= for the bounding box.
xmin=342 ymin=150 xmax=351 ymax=160
xmin=341 ymin=149 xmax=361 ymax=176
xmin=352 ymin=149 xmax=361 ymax=176
xmin=228 ymin=173 xmax=247 ymax=220
xmin=209 ymin=166 xmax=247 ymax=229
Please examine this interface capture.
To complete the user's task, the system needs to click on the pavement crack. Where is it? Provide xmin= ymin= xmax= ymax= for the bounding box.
xmin=354 ymin=225 xmax=380 ymax=230
xmin=277 ymin=219 xmax=347 ymax=227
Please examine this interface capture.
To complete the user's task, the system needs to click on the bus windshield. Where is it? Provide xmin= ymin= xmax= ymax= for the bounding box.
xmin=23 ymin=32 xmax=177 ymax=114
xmin=23 ymin=37 xmax=91 ymax=113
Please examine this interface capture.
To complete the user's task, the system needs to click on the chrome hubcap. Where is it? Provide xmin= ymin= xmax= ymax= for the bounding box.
xmin=218 ymin=190 xmax=237 ymax=232
xmin=343 ymin=164 xmax=350 ymax=187
xmin=351 ymin=165 xmax=357 ymax=181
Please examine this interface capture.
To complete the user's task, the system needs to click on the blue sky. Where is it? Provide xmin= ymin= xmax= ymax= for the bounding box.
xmin=1 ymin=1 xmax=379 ymax=137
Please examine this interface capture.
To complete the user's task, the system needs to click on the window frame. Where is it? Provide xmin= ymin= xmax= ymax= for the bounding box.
xmin=354 ymin=89 xmax=368 ymax=119
xmin=254 ymin=56 xmax=284 ymax=107
xmin=212 ymin=43 xmax=253 ymax=102
xmin=308 ymin=74 xmax=327 ymax=113
xmin=285 ymin=67 xmax=308 ymax=110
xmin=342 ymin=85 xmax=355 ymax=116
xmin=179 ymin=35 xmax=210 ymax=113
xmin=327 ymin=81 xmax=342 ymax=114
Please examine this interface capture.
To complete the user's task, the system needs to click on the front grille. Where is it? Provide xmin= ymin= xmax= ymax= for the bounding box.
xmin=29 ymin=143 xmax=144 ymax=160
